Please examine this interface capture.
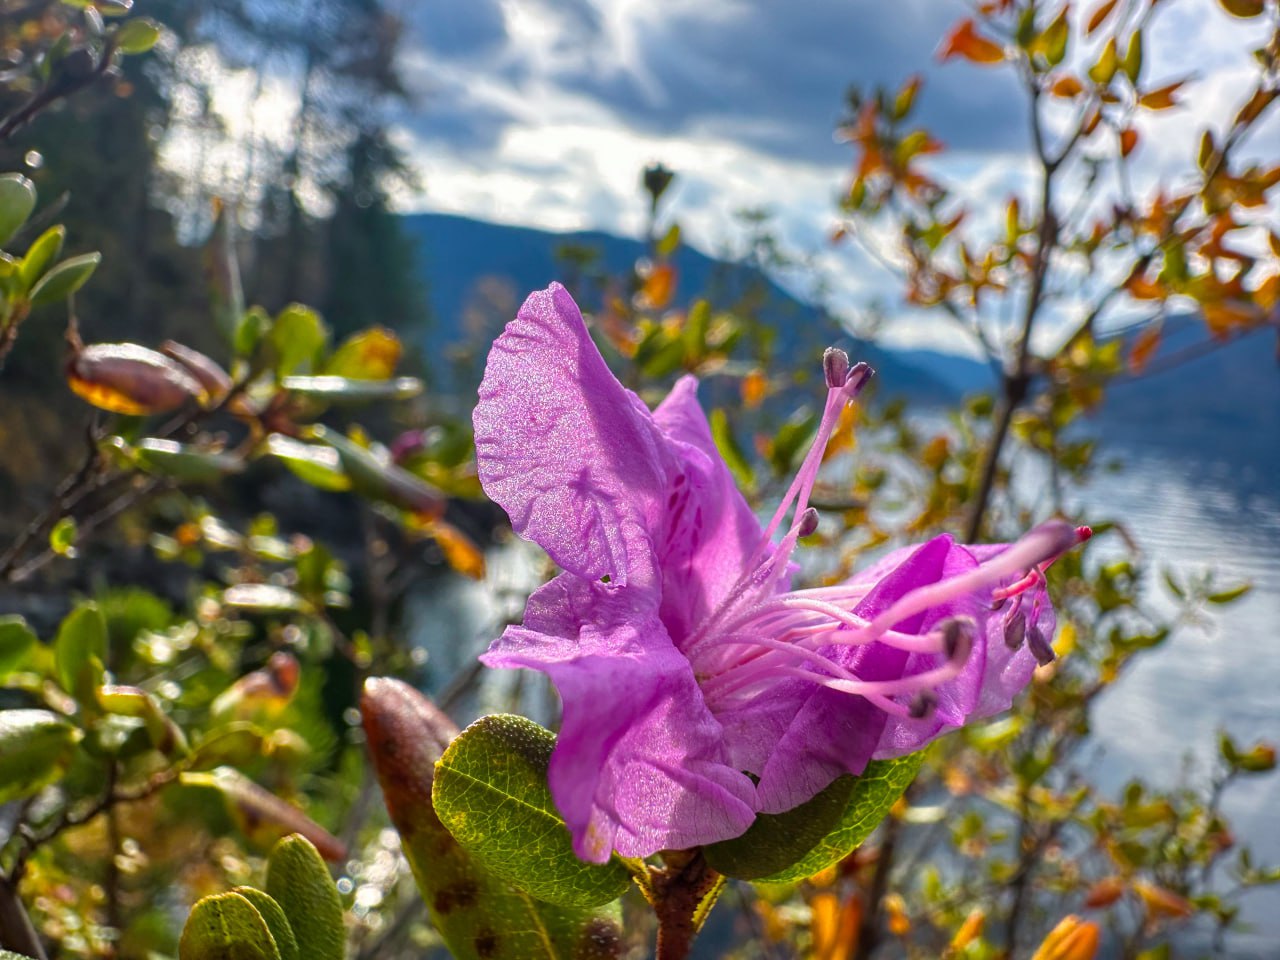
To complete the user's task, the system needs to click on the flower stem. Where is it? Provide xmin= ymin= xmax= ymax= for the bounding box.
xmin=650 ymin=850 xmax=722 ymax=960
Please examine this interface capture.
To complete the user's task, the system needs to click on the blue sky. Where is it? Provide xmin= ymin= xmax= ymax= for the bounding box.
xmin=389 ymin=0 xmax=1278 ymax=354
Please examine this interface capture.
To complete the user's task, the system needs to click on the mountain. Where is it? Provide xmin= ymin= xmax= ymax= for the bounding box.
xmin=401 ymin=212 xmax=1279 ymax=488
xmin=402 ymin=212 xmax=962 ymax=403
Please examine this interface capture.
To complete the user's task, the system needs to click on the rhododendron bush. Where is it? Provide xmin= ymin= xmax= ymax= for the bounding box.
xmin=1 ymin=1 xmax=1277 ymax=959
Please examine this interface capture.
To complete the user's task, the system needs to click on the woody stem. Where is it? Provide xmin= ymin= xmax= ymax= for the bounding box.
xmin=651 ymin=850 xmax=722 ymax=960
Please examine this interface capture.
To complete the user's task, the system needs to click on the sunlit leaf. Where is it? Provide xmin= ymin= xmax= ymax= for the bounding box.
xmin=1218 ymin=0 xmax=1264 ymax=17
xmin=1138 ymin=81 xmax=1184 ymax=110
xmin=937 ymin=19 xmax=1005 ymax=64
xmin=322 ymin=326 xmax=401 ymax=379
xmin=1128 ymin=325 xmax=1161 ymax=373
xmin=114 ymin=16 xmax=160 ymax=53
xmin=280 ymin=375 xmax=422 ymax=402
xmin=265 ymin=434 xmax=352 ymax=492
xmin=0 ymin=616 xmax=37 ymax=675
xmin=1086 ymin=0 xmax=1118 ymax=34
xmin=704 ymin=753 xmax=923 ymax=882
xmin=29 ymin=251 xmax=101 ymax=305
xmin=268 ymin=304 xmax=328 ymax=377
xmin=0 ymin=709 xmax=81 ymax=804
xmin=18 ymin=225 xmax=65 ymax=292
xmin=362 ymin=679 xmax=625 ymax=960
xmin=265 ymin=836 xmax=345 ymax=960
xmin=134 ymin=438 xmax=244 ymax=482
xmin=1119 ymin=127 xmax=1139 ymax=157
xmin=181 ymin=768 xmax=346 ymax=861
xmin=0 ymin=173 xmax=36 ymax=247
xmin=179 ymin=892 xmax=281 ymax=960
xmin=433 ymin=714 xmax=632 ymax=908
xmin=54 ymin=602 xmax=106 ymax=698
xmin=231 ymin=888 xmax=298 ymax=960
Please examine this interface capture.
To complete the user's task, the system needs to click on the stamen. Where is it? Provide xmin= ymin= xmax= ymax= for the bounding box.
xmin=909 ymin=690 xmax=938 ymax=719
xmin=1027 ymin=624 xmax=1055 ymax=665
xmin=823 ymin=347 xmax=850 ymax=388
xmin=941 ymin=617 xmax=974 ymax=662
xmin=797 ymin=507 xmax=820 ymax=538
xmin=1003 ymin=609 xmax=1027 ymax=651
xmin=860 ymin=521 xmax=1088 ymax=646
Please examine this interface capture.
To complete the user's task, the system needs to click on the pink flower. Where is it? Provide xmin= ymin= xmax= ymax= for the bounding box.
xmin=474 ymin=283 xmax=1088 ymax=863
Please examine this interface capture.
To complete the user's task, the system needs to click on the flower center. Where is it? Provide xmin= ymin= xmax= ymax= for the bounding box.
xmin=683 ymin=349 xmax=1091 ymax=722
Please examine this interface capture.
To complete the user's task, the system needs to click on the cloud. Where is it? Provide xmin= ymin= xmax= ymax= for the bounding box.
xmin=390 ymin=0 xmax=1265 ymax=356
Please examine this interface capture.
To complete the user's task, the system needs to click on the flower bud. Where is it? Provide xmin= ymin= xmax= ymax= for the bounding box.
xmin=67 ymin=342 xmax=207 ymax=415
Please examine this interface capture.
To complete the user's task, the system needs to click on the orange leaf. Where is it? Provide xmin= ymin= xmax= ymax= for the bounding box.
xmin=1138 ymin=81 xmax=1184 ymax=110
xmin=1218 ymin=0 xmax=1264 ymax=17
xmin=1133 ymin=880 xmax=1194 ymax=920
xmin=1235 ymin=87 xmax=1277 ymax=127
xmin=637 ymin=262 xmax=677 ymax=310
xmin=1050 ymin=75 xmax=1085 ymax=98
xmin=1086 ymin=0 xmax=1119 ymax=34
xmin=1084 ymin=875 xmax=1127 ymax=908
xmin=1203 ymin=300 xmax=1263 ymax=336
xmin=741 ymin=368 xmax=767 ymax=410
xmin=950 ymin=908 xmax=986 ymax=949
xmin=938 ymin=19 xmax=1005 ymax=64
xmin=1032 ymin=916 xmax=1101 ymax=960
xmin=427 ymin=520 xmax=486 ymax=579
xmin=1119 ymin=127 xmax=1139 ymax=157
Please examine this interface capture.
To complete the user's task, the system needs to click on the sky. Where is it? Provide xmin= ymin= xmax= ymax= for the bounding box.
xmin=389 ymin=0 xmax=1277 ymax=355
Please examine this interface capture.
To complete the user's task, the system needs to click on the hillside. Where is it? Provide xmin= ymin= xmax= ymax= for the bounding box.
xmin=402 ymin=212 xmax=962 ymax=403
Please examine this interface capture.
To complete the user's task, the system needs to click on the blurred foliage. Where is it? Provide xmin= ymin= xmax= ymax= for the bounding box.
xmin=0 ymin=0 xmax=1277 ymax=959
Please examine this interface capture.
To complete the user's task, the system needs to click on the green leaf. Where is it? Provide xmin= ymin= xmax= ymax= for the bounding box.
xmin=704 ymin=753 xmax=923 ymax=882
xmin=657 ymin=223 xmax=682 ymax=258
xmin=0 ymin=709 xmax=82 ymax=804
xmin=264 ymin=434 xmax=352 ymax=492
xmin=433 ymin=715 xmax=631 ymax=908
xmin=179 ymin=892 xmax=282 ymax=960
xmin=231 ymin=889 xmax=298 ymax=960
xmin=1122 ymin=31 xmax=1143 ymax=85
xmin=49 ymin=516 xmax=77 ymax=556
xmin=265 ymin=836 xmax=344 ymax=960
xmin=30 ymin=252 xmax=102 ymax=305
xmin=0 ymin=951 xmax=40 ymax=960
xmin=267 ymin=304 xmax=328 ymax=377
xmin=0 ymin=615 xmax=37 ymax=675
xmin=363 ymin=678 xmax=624 ymax=960
xmin=18 ymin=225 xmax=65 ymax=292
xmin=279 ymin=375 xmax=422 ymax=403
xmin=710 ymin=408 xmax=755 ymax=492
xmin=114 ymin=17 xmax=160 ymax=53
xmin=54 ymin=601 xmax=107 ymax=698
xmin=1206 ymin=583 xmax=1250 ymax=604
xmin=134 ymin=438 xmax=244 ymax=482
xmin=233 ymin=307 xmax=271 ymax=360
xmin=0 ymin=174 xmax=36 ymax=248
xmin=308 ymin=426 xmax=443 ymax=516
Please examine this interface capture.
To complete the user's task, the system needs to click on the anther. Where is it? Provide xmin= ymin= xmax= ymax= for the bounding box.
xmin=1003 ymin=610 xmax=1027 ymax=651
xmin=1027 ymin=624 xmax=1055 ymax=666
xmin=909 ymin=690 xmax=938 ymax=719
xmin=844 ymin=360 xmax=874 ymax=393
xmin=823 ymin=347 xmax=850 ymax=388
xmin=797 ymin=507 xmax=820 ymax=538
xmin=941 ymin=617 xmax=975 ymax=663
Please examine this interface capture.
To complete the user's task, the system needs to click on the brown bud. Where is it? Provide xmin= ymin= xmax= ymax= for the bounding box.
xmin=67 ymin=342 xmax=207 ymax=415
xmin=161 ymin=340 xmax=233 ymax=404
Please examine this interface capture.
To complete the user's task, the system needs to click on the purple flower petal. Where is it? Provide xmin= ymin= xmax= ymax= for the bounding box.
xmin=652 ymin=376 xmax=770 ymax=648
xmin=474 ymin=283 xmax=671 ymax=588
xmin=482 ymin=573 xmax=756 ymax=862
